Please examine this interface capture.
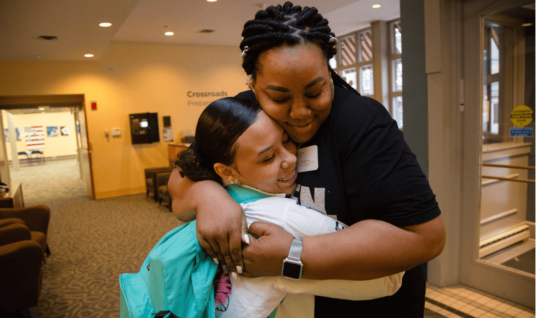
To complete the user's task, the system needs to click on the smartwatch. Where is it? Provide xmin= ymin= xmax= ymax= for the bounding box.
xmin=282 ymin=238 xmax=303 ymax=280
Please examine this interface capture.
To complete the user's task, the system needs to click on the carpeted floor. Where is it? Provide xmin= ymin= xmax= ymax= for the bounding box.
xmin=9 ymin=159 xmax=180 ymax=317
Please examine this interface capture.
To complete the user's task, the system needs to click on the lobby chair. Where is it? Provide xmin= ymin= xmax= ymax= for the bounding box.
xmin=17 ymin=152 xmax=29 ymax=166
xmin=156 ymin=172 xmax=172 ymax=211
xmin=0 ymin=223 xmax=43 ymax=317
xmin=144 ymin=167 xmax=173 ymax=202
xmin=30 ymin=150 xmax=45 ymax=165
xmin=0 ymin=205 xmax=51 ymax=256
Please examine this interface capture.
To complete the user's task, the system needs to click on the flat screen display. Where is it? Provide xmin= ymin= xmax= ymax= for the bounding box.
xmin=282 ymin=262 xmax=302 ymax=279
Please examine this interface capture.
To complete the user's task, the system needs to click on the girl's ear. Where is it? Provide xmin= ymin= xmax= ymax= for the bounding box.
xmin=214 ymin=163 xmax=239 ymax=183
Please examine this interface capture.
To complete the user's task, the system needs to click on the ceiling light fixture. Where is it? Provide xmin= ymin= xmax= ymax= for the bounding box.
xmin=372 ymin=4 xmax=381 ymax=8
xmin=207 ymin=0 xmax=217 ymax=2
xmin=522 ymin=23 xmax=532 ymax=27
xmin=165 ymin=31 xmax=174 ymax=36
xmin=38 ymin=35 xmax=58 ymax=41
xmin=99 ymin=22 xmax=112 ymax=27
xmin=84 ymin=54 xmax=94 ymax=58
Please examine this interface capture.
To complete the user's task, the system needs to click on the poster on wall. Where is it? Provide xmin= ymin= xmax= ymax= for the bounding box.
xmin=4 ymin=128 xmax=21 ymax=142
xmin=26 ymin=126 xmax=45 ymax=150
xmin=163 ymin=116 xmax=173 ymax=142
xmin=61 ymin=126 xmax=71 ymax=136
xmin=47 ymin=126 xmax=59 ymax=137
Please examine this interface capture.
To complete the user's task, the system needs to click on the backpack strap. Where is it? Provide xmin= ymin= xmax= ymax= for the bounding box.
xmin=226 ymin=184 xmax=272 ymax=204
xmin=155 ymin=311 xmax=181 ymax=318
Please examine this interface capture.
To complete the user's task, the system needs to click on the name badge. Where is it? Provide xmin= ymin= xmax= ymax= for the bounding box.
xmin=297 ymin=145 xmax=318 ymax=173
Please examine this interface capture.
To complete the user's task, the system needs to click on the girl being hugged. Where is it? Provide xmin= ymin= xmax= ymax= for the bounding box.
xmin=171 ymin=97 xmax=403 ymax=318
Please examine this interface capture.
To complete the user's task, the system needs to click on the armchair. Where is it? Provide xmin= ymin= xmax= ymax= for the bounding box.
xmin=0 ymin=205 xmax=51 ymax=255
xmin=144 ymin=167 xmax=173 ymax=202
xmin=156 ymin=172 xmax=172 ymax=211
xmin=0 ymin=223 xmax=43 ymax=316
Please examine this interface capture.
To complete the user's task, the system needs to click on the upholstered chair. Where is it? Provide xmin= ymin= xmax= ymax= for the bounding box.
xmin=156 ymin=172 xmax=172 ymax=211
xmin=0 ymin=205 xmax=51 ymax=255
xmin=144 ymin=167 xmax=173 ymax=202
xmin=0 ymin=223 xmax=43 ymax=316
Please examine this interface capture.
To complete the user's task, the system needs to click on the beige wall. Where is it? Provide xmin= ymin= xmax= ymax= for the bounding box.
xmin=0 ymin=41 xmax=247 ymax=199
xmin=2 ymin=111 xmax=78 ymax=160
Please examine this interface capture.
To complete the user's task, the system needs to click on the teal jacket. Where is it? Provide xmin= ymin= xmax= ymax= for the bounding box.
xmin=120 ymin=185 xmax=269 ymax=318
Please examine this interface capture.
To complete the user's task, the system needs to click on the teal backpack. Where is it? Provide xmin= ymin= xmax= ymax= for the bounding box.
xmin=119 ymin=185 xmax=274 ymax=318
xmin=119 ymin=221 xmax=219 ymax=318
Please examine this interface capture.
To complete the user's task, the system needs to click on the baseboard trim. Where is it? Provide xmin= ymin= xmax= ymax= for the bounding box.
xmin=95 ymin=187 xmax=146 ymax=199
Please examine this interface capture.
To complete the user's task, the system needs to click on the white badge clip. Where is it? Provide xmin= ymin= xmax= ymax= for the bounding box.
xmin=297 ymin=145 xmax=318 ymax=173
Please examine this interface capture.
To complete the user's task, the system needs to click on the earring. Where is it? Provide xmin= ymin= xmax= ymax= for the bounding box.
xmin=330 ymin=77 xmax=335 ymax=102
xmin=248 ymin=76 xmax=255 ymax=92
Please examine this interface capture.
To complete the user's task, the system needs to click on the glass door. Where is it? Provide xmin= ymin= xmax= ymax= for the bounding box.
xmin=462 ymin=0 xmax=535 ymax=308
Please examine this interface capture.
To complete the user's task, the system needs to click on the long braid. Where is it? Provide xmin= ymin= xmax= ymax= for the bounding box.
xmin=240 ymin=1 xmax=360 ymax=96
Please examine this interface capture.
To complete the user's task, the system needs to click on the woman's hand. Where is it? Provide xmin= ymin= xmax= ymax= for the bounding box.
xmin=169 ymin=170 xmax=248 ymax=277
xmin=242 ymin=221 xmax=293 ymax=278
xmin=196 ymin=196 xmax=248 ymax=277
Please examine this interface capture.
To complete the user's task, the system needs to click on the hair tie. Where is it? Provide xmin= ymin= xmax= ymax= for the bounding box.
xmin=241 ymin=46 xmax=249 ymax=60
xmin=329 ymin=35 xmax=337 ymax=44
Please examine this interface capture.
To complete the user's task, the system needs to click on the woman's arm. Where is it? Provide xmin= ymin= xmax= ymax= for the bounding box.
xmin=242 ymin=215 xmax=445 ymax=280
xmin=168 ymin=167 xmax=248 ymax=275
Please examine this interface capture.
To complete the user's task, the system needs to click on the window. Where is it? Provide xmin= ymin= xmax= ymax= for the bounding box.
xmin=332 ymin=20 xmax=403 ymax=128
xmin=334 ymin=28 xmax=374 ymax=97
xmin=389 ymin=20 xmax=403 ymax=129
xmin=483 ymin=23 xmax=501 ymax=141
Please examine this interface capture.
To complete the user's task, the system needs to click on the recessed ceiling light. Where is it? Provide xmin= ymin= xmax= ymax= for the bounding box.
xmin=84 ymin=54 xmax=94 ymax=58
xmin=165 ymin=31 xmax=174 ymax=36
xmin=207 ymin=0 xmax=217 ymax=2
xmin=522 ymin=23 xmax=532 ymax=27
xmin=372 ymin=4 xmax=381 ymax=8
xmin=99 ymin=22 xmax=112 ymax=27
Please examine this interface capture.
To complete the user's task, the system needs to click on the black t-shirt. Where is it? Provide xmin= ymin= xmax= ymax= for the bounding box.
xmin=237 ymin=87 xmax=441 ymax=317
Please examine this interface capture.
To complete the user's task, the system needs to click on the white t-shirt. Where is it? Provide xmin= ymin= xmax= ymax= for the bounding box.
xmin=216 ymin=188 xmax=404 ymax=318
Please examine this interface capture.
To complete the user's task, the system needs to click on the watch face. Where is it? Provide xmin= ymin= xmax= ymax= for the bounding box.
xmin=282 ymin=261 xmax=302 ymax=279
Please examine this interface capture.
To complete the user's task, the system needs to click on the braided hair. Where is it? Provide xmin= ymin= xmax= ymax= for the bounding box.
xmin=239 ymin=1 xmax=360 ymax=96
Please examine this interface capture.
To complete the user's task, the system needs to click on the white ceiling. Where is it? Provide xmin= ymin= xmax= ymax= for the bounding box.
xmin=0 ymin=0 xmax=400 ymax=61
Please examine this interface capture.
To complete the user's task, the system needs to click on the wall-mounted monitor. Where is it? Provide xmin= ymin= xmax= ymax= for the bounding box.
xmin=129 ymin=113 xmax=159 ymax=144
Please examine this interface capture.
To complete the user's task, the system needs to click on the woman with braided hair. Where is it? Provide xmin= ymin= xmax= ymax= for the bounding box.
xmin=170 ymin=2 xmax=446 ymax=317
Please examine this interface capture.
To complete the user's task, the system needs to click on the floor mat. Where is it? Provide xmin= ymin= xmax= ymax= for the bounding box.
xmin=501 ymin=248 xmax=535 ymax=274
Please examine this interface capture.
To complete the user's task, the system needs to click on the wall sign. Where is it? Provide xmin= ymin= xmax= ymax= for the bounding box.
xmin=510 ymin=105 xmax=533 ymax=137
xmin=186 ymin=90 xmax=228 ymax=107
xmin=510 ymin=105 xmax=533 ymax=127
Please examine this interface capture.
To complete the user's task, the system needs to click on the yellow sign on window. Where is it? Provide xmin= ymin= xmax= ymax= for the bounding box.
xmin=510 ymin=105 xmax=533 ymax=127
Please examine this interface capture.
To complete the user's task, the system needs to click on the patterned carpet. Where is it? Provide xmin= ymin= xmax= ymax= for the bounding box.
xmin=9 ymin=159 xmax=181 ymax=317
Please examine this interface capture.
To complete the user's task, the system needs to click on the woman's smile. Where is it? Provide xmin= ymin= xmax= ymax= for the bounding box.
xmin=278 ymin=170 xmax=297 ymax=183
